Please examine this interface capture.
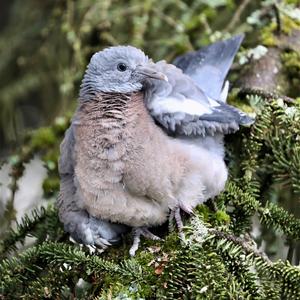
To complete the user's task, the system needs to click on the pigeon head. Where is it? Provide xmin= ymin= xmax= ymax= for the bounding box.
xmin=80 ymin=46 xmax=167 ymax=99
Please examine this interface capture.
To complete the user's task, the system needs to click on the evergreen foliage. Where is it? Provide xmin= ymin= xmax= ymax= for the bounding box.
xmin=1 ymin=0 xmax=300 ymax=299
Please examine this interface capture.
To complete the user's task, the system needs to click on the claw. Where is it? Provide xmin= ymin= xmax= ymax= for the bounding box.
xmin=179 ymin=202 xmax=195 ymax=215
xmin=94 ymin=236 xmax=112 ymax=248
xmin=129 ymin=227 xmax=162 ymax=256
xmin=169 ymin=206 xmax=187 ymax=240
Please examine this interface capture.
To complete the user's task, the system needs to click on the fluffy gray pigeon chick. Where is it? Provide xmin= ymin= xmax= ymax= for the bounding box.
xmin=57 ymin=36 xmax=253 ymax=255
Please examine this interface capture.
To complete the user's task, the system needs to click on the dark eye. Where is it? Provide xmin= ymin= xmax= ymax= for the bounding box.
xmin=117 ymin=63 xmax=127 ymax=72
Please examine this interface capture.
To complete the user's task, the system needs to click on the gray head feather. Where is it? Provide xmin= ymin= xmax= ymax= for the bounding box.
xmin=80 ymin=46 xmax=151 ymax=99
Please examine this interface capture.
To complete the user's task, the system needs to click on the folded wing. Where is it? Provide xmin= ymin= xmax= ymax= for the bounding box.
xmin=146 ymin=36 xmax=253 ymax=137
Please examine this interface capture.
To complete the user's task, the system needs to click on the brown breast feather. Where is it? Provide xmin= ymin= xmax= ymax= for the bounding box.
xmin=72 ymin=92 xmax=179 ymax=227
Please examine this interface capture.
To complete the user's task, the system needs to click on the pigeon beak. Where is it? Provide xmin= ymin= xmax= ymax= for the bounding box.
xmin=135 ymin=65 xmax=168 ymax=82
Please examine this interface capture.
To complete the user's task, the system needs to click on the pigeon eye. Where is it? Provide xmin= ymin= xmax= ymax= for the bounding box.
xmin=117 ymin=63 xmax=127 ymax=72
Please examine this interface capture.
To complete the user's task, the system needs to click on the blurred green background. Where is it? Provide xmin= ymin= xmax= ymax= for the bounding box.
xmin=0 ymin=0 xmax=266 ymax=156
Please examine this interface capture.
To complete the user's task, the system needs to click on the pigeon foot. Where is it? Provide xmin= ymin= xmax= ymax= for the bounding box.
xmin=129 ymin=227 xmax=161 ymax=256
xmin=169 ymin=205 xmax=194 ymax=240
xmin=169 ymin=207 xmax=185 ymax=240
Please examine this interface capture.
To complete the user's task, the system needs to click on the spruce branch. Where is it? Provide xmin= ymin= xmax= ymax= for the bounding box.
xmin=0 ymin=206 xmax=62 ymax=258
xmin=259 ymin=202 xmax=300 ymax=240
xmin=209 ymin=228 xmax=271 ymax=264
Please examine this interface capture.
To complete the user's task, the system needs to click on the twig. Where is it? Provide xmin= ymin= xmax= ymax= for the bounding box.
xmin=209 ymin=228 xmax=272 ymax=264
xmin=272 ymin=4 xmax=281 ymax=35
xmin=205 ymin=199 xmax=218 ymax=212
xmin=225 ymin=0 xmax=251 ymax=32
xmin=286 ymin=239 xmax=294 ymax=263
xmin=238 ymin=87 xmax=295 ymax=104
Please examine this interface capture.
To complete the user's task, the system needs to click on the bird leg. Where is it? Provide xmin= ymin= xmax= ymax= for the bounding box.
xmin=129 ymin=227 xmax=161 ymax=256
xmin=169 ymin=204 xmax=194 ymax=240
xmin=169 ymin=207 xmax=185 ymax=240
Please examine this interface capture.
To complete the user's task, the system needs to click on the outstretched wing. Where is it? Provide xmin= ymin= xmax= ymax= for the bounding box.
xmin=146 ymin=36 xmax=253 ymax=136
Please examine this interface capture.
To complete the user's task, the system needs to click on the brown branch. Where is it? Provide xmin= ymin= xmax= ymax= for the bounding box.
xmin=238 ymin=87 xmax=295 ymax=104
xmin=225 ymin=0 xmax=251 ymax=32
xmin=272 ymin=4 xmax=282 ymax=35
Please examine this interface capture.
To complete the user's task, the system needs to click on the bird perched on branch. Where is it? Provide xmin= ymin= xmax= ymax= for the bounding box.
xmin=57 ymin=35 xmax=253 ymax=255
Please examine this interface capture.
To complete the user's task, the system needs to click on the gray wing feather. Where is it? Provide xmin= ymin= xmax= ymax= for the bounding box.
xmin=146 ymin=36 xmax=253 ymax=137
xmin=173 ymin=35 xmax=244 ymax=100
xmin=58 ymin=126 xmax=75 ymax=175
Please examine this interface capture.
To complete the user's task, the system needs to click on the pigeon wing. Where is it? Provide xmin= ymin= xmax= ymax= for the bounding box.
xmin=173 ymin=35 xmax=244 ymax=100
xmin=146 ymin=59 xmax=253 ymax=137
